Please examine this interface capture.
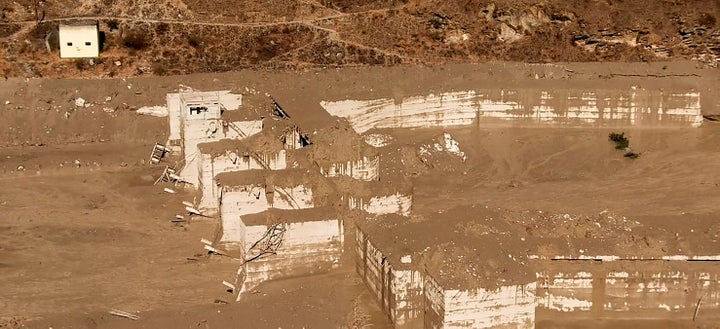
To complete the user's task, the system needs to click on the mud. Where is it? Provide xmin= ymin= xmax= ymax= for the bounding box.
xmin=1 ymin=62 xmax=719 ymax=329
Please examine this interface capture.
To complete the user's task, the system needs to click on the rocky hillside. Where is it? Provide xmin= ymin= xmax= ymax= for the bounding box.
xmin=1 ymin=0 xmax=719 ymax=78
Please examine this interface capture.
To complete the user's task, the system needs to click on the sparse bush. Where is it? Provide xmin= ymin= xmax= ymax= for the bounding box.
xmin=28 ymin=21 xmax=54 ymax=39
xmin=608 ymin=132 xmax=629 ymax=150
xmin=187 ymin=34 xmax=200 ymax=48
xmin=0 ymin=24 xmax=20 ymax=38
xmin=74 ymin=59 xmax=86 ymax=70
xmin=699 ymin=13 xmax=716 ymax=27
xmin=155 ymin=23 xmax=169 ymax=35
xmin=152 ymin=62 xmax=167 ymax=76
xmin=106 ymin=19 xmax=120 ymax=31
xmin=609 ymin=132 xmax=640 ymax=159
xmin=122 ymin=31 xmax=147 ymax=50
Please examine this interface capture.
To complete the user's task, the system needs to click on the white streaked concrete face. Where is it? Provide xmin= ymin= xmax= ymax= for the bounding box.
xmin=167 ymin=93 xmax=183 ymax=145
xmin=238 ymin=219 xmax=344 ymax=296
xmin=272 ymin=185 xmax=314 ymax=210
xmin=443 ymin=284 xmax=537 ymax=328
xmin=167 ymin=91 xmax=243 ymax=146
xmin=319 ymin=156 xmax=380 ymax=181
xmin=320 ymin=89 xmax=703 ymax=134
xmin=536 ymin=271 xmax=594 ymax=312
xmin=536 ymin=270 xmax=720 ymax=315
xmin=165 ymin=90 xmax=246 ymax=154
xmin=360 ymin=221 xmax=720 ymax=328
xmin=274 ymin=220 xmax=342 ymax=248
xmin=197 ymin=150 xmax=288 ymax=213
xmin=219 ymin=184 xmax=315 ymax=243
xmin=391 ymin=269 xmax=425 ymax=326
xmin=355 ymin=228 xmax=424 ymax=329
xmin=602 ymin=271 xmax=720 ymax=313
xmin=220 ymin=186 xmax=268 ymax=243
xmin=423 ymin=274 xmax=536 ymax=329
xmin=178 ymin=119 xmax=263 ymax=186
xmin=349 ymin=193 xmax=412 ymax=217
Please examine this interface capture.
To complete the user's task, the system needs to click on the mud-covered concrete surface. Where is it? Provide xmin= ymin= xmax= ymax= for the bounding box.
xmin=0 ymin=62 xmax=719 ymax=329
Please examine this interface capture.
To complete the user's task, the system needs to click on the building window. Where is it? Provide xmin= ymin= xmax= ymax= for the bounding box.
xmin=189 ymin=106 xmax=208 ymax=115
xmin=67 ymin=42 xmax=73 ymax=46
xmin=85 ymin=42 xmax=91 ymax=46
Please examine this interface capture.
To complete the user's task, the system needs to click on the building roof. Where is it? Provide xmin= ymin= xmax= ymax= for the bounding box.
xmin=59 ymin=22 xmax=99 ymax=32
xmin=59 ymin=20 xmax=98 ymax=27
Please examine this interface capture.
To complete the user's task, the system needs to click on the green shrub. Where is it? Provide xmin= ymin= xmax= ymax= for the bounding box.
xmin=608 ymin=132 xmax=629 ymax=150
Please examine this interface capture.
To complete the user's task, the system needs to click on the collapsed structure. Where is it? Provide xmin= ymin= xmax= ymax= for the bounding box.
xmin=162 ymin=89 xmax=411 ymax=298
xmin=156 ymin=85 xmax=717 ymax=328
xmin=356 ymin=207 xmax=720 ymax=328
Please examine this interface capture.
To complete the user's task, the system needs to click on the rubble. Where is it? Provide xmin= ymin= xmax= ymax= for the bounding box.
xmin=136 ymin=106 xmax=169 ymax=117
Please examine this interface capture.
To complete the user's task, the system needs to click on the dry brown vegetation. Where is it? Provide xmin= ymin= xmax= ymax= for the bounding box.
xmin=1 ymin=0 xmax=720 ymax=78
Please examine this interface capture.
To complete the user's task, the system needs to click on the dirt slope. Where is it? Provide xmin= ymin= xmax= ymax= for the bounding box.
xmin=2 ymin=0 xmax=720 ymax=78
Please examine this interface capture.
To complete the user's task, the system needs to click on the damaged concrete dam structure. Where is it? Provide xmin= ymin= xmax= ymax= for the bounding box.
xmin=159 ymin=74 xmax=717 ymax=329
xmin=356 ymin=210 xmax=720 ymax=328
xmin=320 ymin=88 xmax=703 ymax=133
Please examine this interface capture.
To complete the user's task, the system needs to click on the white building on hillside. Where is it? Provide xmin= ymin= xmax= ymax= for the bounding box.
xmin=59 ymin=22 xmax=100 ymax=58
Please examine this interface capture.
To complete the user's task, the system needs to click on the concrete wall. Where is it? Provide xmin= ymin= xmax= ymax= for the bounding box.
xmin=320 ymin=156 xmax=380 ymax=181
xmin=424 ymin=275 xmax=536 ymax=329
xmin=283 ymin=129 xmax=305 ymax=150
xmin=320 ymin=89 xmax=703 ymax=134
xmin=536 ymin=271 xmax=594 ymax=313
xmin=423 ymin=270 xmax=445 ymax=329
xmin=196 ymin=150 xmax=288 ymax=213
xmin=272 ymin=185 xmax=313 ymax=210
xmin=219 ymin=185 xmax=268 ymax=243
xmin=167 ymin=93 xmax=183 ymax=146
xmin=239 ymin=219 xmax=344 ymax=295
xmin=219 ymin=185 xmax=314 ymax=243
xmin=166 ymin=91 xmax=244 ymax=151
xmin=604 ymin=271 xmax=708 ymax=314
xmin=356 ymin=228 xmax=425 ymax=328
xmin=535 ymin=269 xmax=720 ymax=318
xmin=179 ymin=119 xmax=263 ymax=186
xmin=357 ymin=227 xmax=720 ymax=328
xmin=349 ymin=193 xmax=412 ymax=217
